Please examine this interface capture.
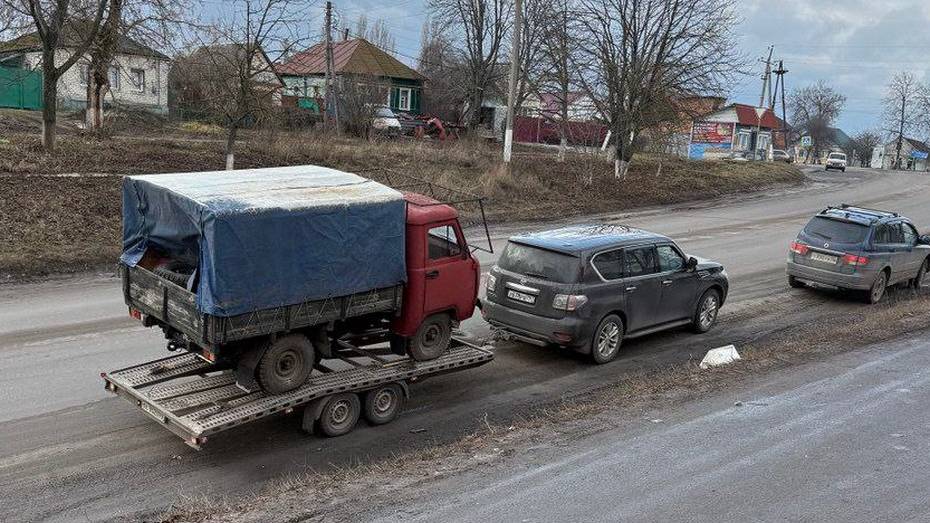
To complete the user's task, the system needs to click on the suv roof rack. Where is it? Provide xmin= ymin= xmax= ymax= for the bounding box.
xmin=822 ymin=204 xmax=899 ymax=222
xmin=356 ymin=167 xmax=493 ymax=253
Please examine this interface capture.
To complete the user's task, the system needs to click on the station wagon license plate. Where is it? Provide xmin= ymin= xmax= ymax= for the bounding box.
xmin=810 ymin=252 xmax=838 ymax=265
xmin=507 ymin=289 xmax=537 ymax=305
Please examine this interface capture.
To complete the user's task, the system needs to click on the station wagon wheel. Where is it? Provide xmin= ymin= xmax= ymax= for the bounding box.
xmin=866 ymin=271 xmax=888 ymax=304
xmin=692 ymin=289 xmax=721 ymax=333
xmin=317 ymin=393 xmax=361 ymax=437
xmin=590 ymin=314 xmax=623 ymax=364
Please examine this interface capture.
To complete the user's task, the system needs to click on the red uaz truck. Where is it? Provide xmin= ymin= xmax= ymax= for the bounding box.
xmin=117 ymin=166 xmax=487 ymax=395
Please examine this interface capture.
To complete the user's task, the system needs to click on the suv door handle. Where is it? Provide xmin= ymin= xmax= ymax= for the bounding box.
xmin=426 ymin=270 xmax=440 ymax=279
xmin=625 ymin=286 xmax=637 ymax=292
xmin=661 ymin=280 xmax=673 ymax=286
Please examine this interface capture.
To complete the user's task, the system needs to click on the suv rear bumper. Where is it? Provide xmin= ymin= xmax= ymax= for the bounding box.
xmin=786 ymin=261 xmax=872 ymax=290
xmin=482 ymin=299 xmax=591 ymax=350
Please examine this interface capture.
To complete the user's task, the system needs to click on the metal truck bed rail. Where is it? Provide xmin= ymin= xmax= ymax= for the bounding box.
xmin=102 ymin=338 xmax=493 ymax=449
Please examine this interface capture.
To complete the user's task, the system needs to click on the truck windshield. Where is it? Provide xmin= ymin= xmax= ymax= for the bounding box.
xmin=497 ymin=242 xmax=581 ymax=283
xmin=803 ymin=217 xmax=868 ymax=243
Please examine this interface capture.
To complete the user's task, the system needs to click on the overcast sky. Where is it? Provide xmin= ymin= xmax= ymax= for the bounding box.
xmin=247 ymin=0 xmax=930 ymax=137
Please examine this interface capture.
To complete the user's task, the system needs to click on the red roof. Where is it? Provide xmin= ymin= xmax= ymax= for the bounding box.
xmin=732 ymin=103 xmax=782 ymax=129
xmin=276 ymin=38 xmax=425 ymax=81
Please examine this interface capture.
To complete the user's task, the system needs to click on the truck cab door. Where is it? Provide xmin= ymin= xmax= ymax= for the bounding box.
xmin=423 ymin=222 xmax=477 ymax=321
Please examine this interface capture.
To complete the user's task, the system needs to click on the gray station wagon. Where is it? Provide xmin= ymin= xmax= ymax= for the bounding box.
xmin=482 ymin=225 xmax=729 ymax=364
xmin=787 ymin=204 xmax=930 ymax=303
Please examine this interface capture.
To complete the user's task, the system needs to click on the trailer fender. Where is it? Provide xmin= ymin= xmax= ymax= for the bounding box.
xmin=235 ymin=342 xmax=267 ymax=392
xmin=301 ymin=397 xmax=330 ymax=434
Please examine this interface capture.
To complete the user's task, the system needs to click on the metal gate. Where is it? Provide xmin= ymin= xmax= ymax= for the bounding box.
xmin=0 ymin=66 xmax=43 ymax=110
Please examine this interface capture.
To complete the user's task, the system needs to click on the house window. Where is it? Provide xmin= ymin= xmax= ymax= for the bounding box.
xmin=79 ymin=65 xmax=89 ymax=85
xmin=396 ymin=87 xmax=411 ymax=111
xmin=130 ymin=68 xmax=145 ymax=93
xmin=736 ymin=132 xmax=751 ymax=150
xmin=109 ymin=67 xmax=120 ymax=90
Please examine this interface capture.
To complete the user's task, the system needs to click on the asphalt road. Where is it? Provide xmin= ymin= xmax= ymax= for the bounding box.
xmin=367 ymin=334 xmax=930 ymax=523
xmin=1 ymin=166 xmax=929 ymax=522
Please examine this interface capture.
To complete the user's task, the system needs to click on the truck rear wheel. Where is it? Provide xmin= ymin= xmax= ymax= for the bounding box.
xmin=363 ymin=383 xmax=404 ymax=425
xmin=256 ymin=334 xmax=314 ymax=394
xmin=317 ymin=393 xmax=361 ymax=437
xmin=407 ymin=313 xmax=451 ymax=361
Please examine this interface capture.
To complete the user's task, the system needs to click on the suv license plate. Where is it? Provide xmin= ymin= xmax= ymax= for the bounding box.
xmin=810 ymin=252 xmax=838 ymax=264
xmin=507 ymin=289 xmax=537 ymax=305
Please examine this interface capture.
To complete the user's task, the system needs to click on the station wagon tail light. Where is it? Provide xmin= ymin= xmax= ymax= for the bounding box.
xmin=553 ymin=294 xmax=588 ymax=311
xmin=842 ymin=254 xmax=869 ymax=267
xmin=486 ymin=272 xmax=498 ymax=292
xmin=789 ymin=241 xmax=809 ymax=256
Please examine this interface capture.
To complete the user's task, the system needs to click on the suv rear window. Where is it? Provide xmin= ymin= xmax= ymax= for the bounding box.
xmin=498 ymin=242 xmax=581 ymax=283
xmin=828 ymin=153 xmax=846 ymax=160
xmin=803 ymin=216 xmax=868 ymax=243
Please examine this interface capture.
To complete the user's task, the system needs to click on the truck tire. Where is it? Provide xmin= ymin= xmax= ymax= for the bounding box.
xmin=407 ymin=313 xmax=452 ymax=361
xmin=317 ymin=393 xmax=361 ymax=437
xmin=363 ymin=383 xmax=404 ymax=425
xmin=256 ymin=334 xmax=314 ymax=394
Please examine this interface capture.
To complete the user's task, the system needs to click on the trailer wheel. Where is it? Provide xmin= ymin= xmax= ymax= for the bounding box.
xmin=363 ymin=384 xmax=404 ymax=425
xmin=317 ymin=393 xmax=361 ymax=437
xmin=256 ymin=334 xmax=314 ymax=394
xmin=407 ymin=313 xmax=451 ymax=361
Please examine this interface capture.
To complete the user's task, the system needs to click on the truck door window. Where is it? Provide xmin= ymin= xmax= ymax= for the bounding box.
xmin=624 ymin=247 xmax=657 ymax=277
xmin=657 ymin=244 xmax=685 ymax=272
xmin=428 ymin=225 xmax=462 ymax=259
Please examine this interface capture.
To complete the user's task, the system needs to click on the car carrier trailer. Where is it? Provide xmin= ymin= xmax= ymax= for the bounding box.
xmin=102 ymin=336 xmax=493 ymax=449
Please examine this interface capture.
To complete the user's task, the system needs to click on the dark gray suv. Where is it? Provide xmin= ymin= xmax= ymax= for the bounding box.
xmin=787 ymin=205 xmax=930 ymax=303
xmin=482 ymin=225 xmax=729 ymax=364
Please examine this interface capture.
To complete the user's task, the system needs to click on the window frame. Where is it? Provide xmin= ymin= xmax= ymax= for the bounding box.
xmin=426 ymin=223 xmax=464 ymax=261
xmin=396 ymin=87 xmax=412 ymax=111
xmin=903 ymin=222 xmax=919 ymax=246
xmin=130 ymin=67 xmax=145 ymax=93
xmin=109 ymin=66 xmax=120 ymax=91
xmin=589 ymin=248 xmax=625 ymax=282
xmin=623 ymin=244 xmax=660 ymax=278
xmin=656 ymin=243 xmax=687 ymax=273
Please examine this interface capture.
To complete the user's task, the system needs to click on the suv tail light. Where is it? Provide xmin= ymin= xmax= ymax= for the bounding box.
xmin=553 ymin=294 xmax=588 ymax=311
xmin=842 ymin=254 xmax=869 ymax=267
xmin=789 ymin=241 xmax=809 ymax=256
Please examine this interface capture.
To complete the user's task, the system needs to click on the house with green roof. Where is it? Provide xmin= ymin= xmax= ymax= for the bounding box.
xmin=276 ymin=38 xmax=426 ymax=114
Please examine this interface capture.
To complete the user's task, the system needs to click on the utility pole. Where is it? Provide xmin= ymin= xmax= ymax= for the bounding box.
xmin=503 ymin=0 xmax=523 ymax=164
xmin=895 ymin=92 xmax=905 ymax=169
xmin=773 ymin=60 xmax=788 ymax=150
xmin=324 ymin=1 xmax=340 ymax=135
xmin=758 ymin=45 xmax=774 ymax=109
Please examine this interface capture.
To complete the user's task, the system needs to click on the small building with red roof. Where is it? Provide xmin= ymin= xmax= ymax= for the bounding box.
xmin=276 ymin=37 xmax=426 ymax=115
xmin=688 ymin=103 xmax=788 ymax=160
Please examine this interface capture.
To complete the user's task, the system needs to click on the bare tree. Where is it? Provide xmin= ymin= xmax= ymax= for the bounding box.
xmin=535 ymin=0 xmax=580 ymax=161
xmin=417 ymin=16 xmax=465 ymax=121
xmin=851 ymin=129 xmax=881 ymax=167
xmin=353 ymin=14 xmax=395 ymax=53
xmin=429 ymin=0 xmax=512 ymax=129
xmin=4 ymin=0 xmax=108 ymax=151
xmin=175 ymin=0 xmax=311 ymax=169
xmin=789 ymin=80 xmax=846 ymax=163
xmin=577 ymin=0 xmax=742 ymax=180
xmin=882 ymin=72 xmax=925 ymax=169
xmin=512 ymin=0 xmax=545 ymax=110
xmin=84 ymin=0 xmax=188 ymax=130
xmin=338 ymin=73 xmax=389 ymax=138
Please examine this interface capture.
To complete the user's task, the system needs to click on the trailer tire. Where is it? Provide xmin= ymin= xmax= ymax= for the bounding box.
xmin=317 ymin=393 xmax=361 ymax=437
xmin=363 ymin=383 xmax=404 ymax=425
xmin=407 ymin=313 xmax=452 ymax=361
xmin=256 ymin=334 xmax=314 ymax=394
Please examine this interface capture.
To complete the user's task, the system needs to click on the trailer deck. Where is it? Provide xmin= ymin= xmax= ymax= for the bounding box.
xmin=103 ymin=338 xmax=493 ymax=449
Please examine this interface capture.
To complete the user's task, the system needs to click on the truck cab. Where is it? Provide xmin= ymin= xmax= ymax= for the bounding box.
xmin=392 ymin=192 xmax=481 ymax=359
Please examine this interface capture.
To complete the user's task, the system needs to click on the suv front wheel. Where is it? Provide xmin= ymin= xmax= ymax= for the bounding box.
xmin=692 ymin=289 xmax=721 ymax=333
xmin=590 ymin=314 xmax=623 ymax=364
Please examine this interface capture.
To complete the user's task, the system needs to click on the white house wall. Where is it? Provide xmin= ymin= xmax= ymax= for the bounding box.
xmin=22 ymin=49 xmax=170 ymax=114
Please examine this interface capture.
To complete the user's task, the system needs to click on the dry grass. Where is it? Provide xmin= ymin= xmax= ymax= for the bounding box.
xmin=0 ymin=131 xmax=803 ymax=277
xmin=163 ymin=290 xmax=930 ymax=523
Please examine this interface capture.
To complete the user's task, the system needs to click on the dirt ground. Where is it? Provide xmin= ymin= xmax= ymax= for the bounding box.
xmin=0 ymin=131 xmax=802 ymax=278
xmin=163 ymin=288 xmax=930 ymax=523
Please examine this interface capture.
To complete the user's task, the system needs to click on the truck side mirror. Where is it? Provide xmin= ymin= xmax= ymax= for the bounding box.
xmin=687 ymin=257 xmax=698 ymax=271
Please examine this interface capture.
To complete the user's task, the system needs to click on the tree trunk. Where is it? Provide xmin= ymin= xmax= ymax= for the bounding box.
xmin=558 ymin=136 xmax=567 ymax=163
xmin=41 ymin=52 xmax=58 ymax=152
xmin=225 ymin=124 xmax=239 ymax=170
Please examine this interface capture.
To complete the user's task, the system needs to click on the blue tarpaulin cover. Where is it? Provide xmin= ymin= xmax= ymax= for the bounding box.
xmin=121 ymin=165 xmax=407 ymax=317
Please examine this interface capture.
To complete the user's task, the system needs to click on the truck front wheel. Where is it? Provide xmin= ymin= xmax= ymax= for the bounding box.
xmin=256 ymin=334 xmax=315 ymax=394
xmin=407 ymin=313 xmax=452 ymax=361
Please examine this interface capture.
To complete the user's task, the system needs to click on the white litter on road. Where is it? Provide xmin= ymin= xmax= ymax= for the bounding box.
xmin=700 ymin=345 xmax=741 ymax=369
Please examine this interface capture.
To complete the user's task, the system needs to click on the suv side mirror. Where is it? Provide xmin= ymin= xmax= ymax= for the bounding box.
xmin=686 ymin=257 xmax=699 ymax=271
xmin=919 ymin=235 xmax=930 ymax=246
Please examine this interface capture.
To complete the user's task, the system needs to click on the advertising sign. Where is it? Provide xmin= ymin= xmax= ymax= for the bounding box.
xmin=689 ymin=121 xmax=734 ymax=159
